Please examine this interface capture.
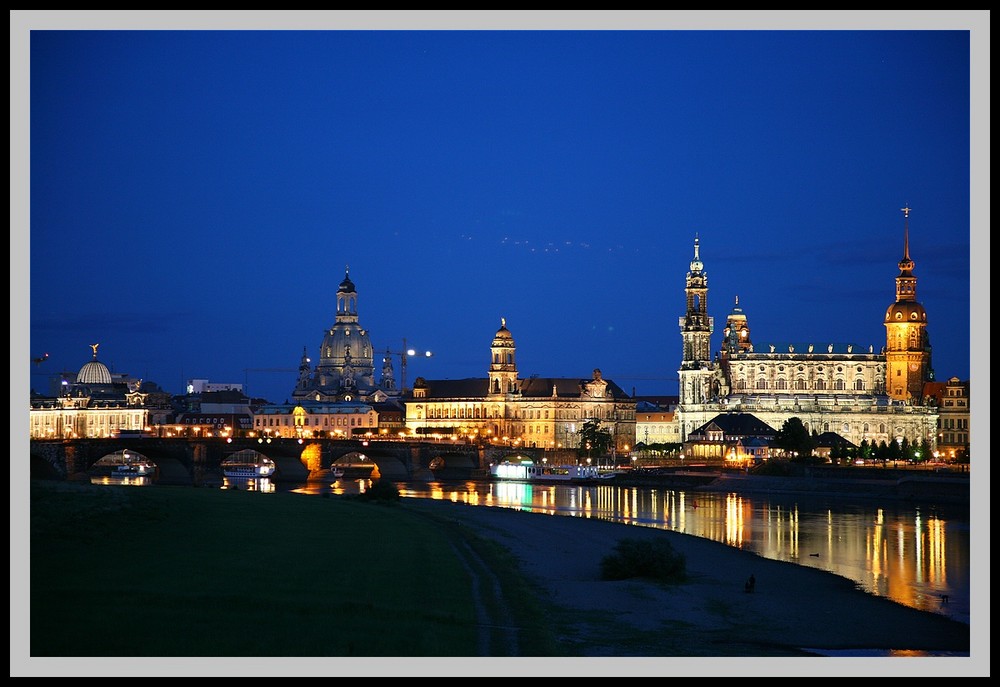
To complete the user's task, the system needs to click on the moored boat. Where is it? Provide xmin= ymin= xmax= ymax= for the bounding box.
xmin=113 ymin=461 xmax=155 ymax=476
xmin=91 ymin=449 xmax=157 ymax=480
xmin=490 ymin=462 xmax=615 ymax=482
xmin=221 ymin=449 xmax=276 ymax=479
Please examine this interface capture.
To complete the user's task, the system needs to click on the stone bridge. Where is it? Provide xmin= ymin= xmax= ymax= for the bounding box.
xmin=29 ymin=438 xmax=545 ymax=485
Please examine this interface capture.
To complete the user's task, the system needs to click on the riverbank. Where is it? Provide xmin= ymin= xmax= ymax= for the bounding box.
xmin=19 ymin=479 xmax=981 ymax=676
xmin=404 ymin=499 xmax=972 ymax=662
xmin=611 ymin=466 xmax=971 ymax=505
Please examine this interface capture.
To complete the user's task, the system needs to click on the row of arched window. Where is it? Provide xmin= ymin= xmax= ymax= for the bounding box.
xmin=733 ymin=378 xmax=883 ymax=392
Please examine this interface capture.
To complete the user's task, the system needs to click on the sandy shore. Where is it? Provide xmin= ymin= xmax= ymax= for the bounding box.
xmin=403 ymin=498 xmax=976 ymax=674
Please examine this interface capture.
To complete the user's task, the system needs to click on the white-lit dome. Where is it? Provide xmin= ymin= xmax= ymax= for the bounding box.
xmin=76 ymin=346 xmax=113 ymax=385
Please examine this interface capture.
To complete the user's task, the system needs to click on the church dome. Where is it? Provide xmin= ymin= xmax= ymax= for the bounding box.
xmin=318 ymin=323 xmax=375 ymax=375
xmin=77 ymin=358 xmax=112 ymax=385
xmin=885 ymin=301 xmax=927 ymax=323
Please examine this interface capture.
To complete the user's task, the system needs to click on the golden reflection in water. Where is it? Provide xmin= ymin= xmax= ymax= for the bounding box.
xmin=90 ymin=475 xmax=154 ymax=487
xmin=222 ymin=477 xmax=275 ymax=493
xmin=724 ymin=494 xmax=749 ymax=547
xmin=927 ymin=516 xmax=947 ymax=587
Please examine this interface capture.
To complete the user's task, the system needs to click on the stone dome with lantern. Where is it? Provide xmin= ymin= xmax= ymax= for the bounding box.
xmin=291 ymin=268 xmax=394 ymax=404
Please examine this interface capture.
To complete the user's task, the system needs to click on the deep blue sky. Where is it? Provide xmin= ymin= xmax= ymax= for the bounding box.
xmin=20 ymin=16 xmax=982 ymax=405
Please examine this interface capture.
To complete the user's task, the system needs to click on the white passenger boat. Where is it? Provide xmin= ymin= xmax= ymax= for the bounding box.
xmin=221 ymin=450 xmax=276 ymax=479
xmin=113 ymin=461 xmax=156 ymax=477
xmin=92 ymin=449 xmax=157 ymax=479
xmin=490 ymin=462 xmax=614 ymax=482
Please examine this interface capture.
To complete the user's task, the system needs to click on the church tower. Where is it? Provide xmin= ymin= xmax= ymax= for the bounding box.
xmin=884 ymin=206 xmax=933 ymax=402
xmin=677 ymin=236 xmax=716 ymax=408
xmin=380 ymin=348 xmax=397 ymax=391
xmin=488 ymin=318 xmax=519 ymax=395
xmin=721 ymin=295 xmax=752 ymax=356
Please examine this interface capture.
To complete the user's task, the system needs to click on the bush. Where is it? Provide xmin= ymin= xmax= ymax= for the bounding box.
xmin=354 ymin=479 xmax=401 ymax=503
xmin=600 ymin=537 xmax=686 ymax=583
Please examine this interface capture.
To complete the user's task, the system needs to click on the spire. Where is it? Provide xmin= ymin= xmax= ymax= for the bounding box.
xmin=901 ymin=205 xmax=911 ymax=260
xmin=898 ymin=205 xmax=915 ymax=274
xmin=689 ymin=234 xmax=704 ymax=273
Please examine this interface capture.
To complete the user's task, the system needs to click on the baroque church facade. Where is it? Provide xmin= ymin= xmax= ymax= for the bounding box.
xmin=290 ymin=268 xmax=398 ymax=404
xmin=675 ymin=208 xmax=939 ymax=451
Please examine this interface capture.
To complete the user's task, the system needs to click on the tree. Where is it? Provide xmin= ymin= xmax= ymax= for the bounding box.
xmin=773 ymin=417 xmax=815 ymax=459
xmin=577 ymin=419 xmax=612 ymax=461
xmin=916 ymin=438 xmax=933 ymax=464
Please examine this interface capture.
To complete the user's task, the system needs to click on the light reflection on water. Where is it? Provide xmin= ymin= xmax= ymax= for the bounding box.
xmin=384 ymin=479 xmax=970 ymax=626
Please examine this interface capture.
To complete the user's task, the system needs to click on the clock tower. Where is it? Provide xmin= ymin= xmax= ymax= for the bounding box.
xmin=884 ymin=206 xmax=933 ymax=402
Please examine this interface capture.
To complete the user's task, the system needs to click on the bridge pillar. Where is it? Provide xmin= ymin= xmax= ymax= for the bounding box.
xmin=190 ymin=443 xmax=208 ymax=486
xmin=63 ymin=444 xmax=87 ymax=480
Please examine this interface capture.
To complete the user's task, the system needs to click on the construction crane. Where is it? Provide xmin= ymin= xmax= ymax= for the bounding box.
xmin=382 ymin=337 xmax=433 ymax=394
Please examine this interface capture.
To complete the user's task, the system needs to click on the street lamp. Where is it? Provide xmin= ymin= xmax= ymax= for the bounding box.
xmin=385 ymin=337 xmax=433 ymax=393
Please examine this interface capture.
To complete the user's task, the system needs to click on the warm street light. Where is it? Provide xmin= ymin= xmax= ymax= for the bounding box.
xmin=385 ymin=337 xmax=433 ymax=393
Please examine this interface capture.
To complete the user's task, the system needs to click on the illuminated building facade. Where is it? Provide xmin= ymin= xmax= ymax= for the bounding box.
xmin=675 ymin=209 xmax=940 ymax=453
xmin=291 ymin=268 xmax=396 ymax=404
xmin=681 ymin=414 xmax=776 ymax=468
xmin=406 ymin=319 xmax=636 ymax=452
xmin=634 ymin=399 xmax=681 ymax=448
xmin=252 ymin=401 xmax=378 ymax=439
xmin=926 ymin=376 xmax=971 ymax=461
xmin=28 ymin=344 xmax=149 ymax=439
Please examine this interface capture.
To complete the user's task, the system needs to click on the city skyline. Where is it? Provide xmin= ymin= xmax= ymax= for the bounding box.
xmin=20 ymin=15 xmax=982 ymax=407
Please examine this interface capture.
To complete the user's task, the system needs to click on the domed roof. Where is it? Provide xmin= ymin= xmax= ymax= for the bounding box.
xmin=77 ymin=356 xmax=112 ymax=385
xmin=319 ymin=323 xmax=374 ymax=369
xmin=885 ymin=301 xmax=927 ymax=323
xmin=727 ymin=295 xmax=746 ymax=319
xmin=338 ymin=267 xmax=356 ymax=293
xmin=492 ymin=317 xmax=514 ymax=343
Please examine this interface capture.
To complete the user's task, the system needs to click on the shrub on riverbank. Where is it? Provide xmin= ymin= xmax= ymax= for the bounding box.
xmin=600 ymin=537 xmax=686 ymax=583
xmin=352 ymin=479 xmax=401 ymax=502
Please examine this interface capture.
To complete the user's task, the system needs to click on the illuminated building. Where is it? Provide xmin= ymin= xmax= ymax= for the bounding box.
xmin=681 ymin=414 xmax=776 ymax=467
xmin=252 ymin=400 xmax=378 ymax=439
xmin=675 ymin=208 xmax=940 ymax=454
xmin=290 ymin=268 xmax=396 ymax=404
xmin=406 ymin=319 xmax=635 ymax=453
xmin=28 ymin=344 xmax=150 ymax=439
xmin=925 ymin=377 xmax=971 ymax=462
xmin=634 ymin=399 xmax=682 ymax=449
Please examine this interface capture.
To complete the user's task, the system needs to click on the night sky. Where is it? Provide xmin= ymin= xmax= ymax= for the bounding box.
xmin=20 ymin=15 xmax=982 ymax=407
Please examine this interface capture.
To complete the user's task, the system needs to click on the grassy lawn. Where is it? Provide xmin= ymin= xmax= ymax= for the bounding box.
xmin=29 ymin=480 xmax=557 ymax=657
